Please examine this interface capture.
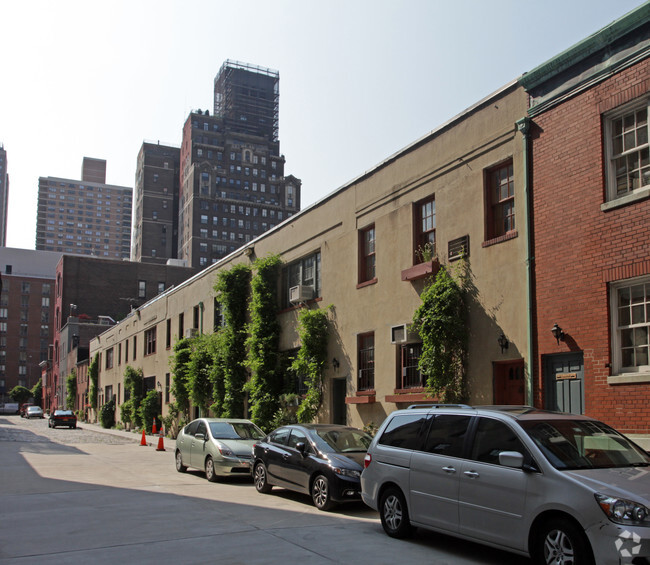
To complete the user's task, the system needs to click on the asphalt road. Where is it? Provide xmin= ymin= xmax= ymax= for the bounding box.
xmin=0 ymin=416 xmax=531 ymax=565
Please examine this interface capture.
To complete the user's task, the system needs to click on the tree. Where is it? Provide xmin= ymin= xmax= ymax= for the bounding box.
xmin=30 ymin=379 xmax=43 ymax=407
xmin=9 ymin=385 xmax=31 ymax=406
xmin=66 ymin=372 xmax=77 ymax=410
xmin=412 ymin=264 xmax=468 ymax=403
xmin=293 ymin=306 xmax=331 ymax=423
xmin=245 ymin=255 xmax=282 ymax=431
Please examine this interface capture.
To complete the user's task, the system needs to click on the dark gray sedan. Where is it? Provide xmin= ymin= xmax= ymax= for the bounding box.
xmin=175 ymin=418 xmax=265 ymax=482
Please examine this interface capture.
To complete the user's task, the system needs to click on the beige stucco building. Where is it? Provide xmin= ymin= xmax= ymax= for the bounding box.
xmin=90 ymin=80 xmax=529 ymax=430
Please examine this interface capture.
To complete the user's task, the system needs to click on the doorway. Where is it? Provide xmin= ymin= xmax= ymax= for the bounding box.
xmin=493 ymin=360 xmax=525 ymax=405
xmin=543 ymin=352 xmax=585 ymax=414
xmin=332 ymin=378 xmax=347 ymax=425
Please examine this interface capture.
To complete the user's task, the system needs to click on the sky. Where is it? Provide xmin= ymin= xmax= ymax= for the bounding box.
xmin=1 ymin=0 xmax=646 ymax=250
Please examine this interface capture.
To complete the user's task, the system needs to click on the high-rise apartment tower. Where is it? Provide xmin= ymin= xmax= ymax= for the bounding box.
xmin=0 ymin=145 xmax=9 ymax=247
xmin=36 ymin=157 xmax=133 ymax=259
xmin=176 ymin=60 xmax=301 ymax=268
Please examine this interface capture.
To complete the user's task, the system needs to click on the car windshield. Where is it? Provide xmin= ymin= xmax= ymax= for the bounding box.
xmin=312 ymin=428 xmax=373 ymax=453
xmin=209 ymin=421 xmax=265 ymax=440
xmin=522 ymin=419 xmax=650 ymax=470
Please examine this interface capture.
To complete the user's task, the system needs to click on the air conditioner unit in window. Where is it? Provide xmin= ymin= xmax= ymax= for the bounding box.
xmin=390 ymin=324 xmax=419 ymax=344
xmin=185 ymin=328 xmax=198 ymax=339
xmin=289 ymin=284 xmax=314 ymax=304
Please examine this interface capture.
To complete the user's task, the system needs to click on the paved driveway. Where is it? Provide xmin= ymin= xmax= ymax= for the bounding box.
xmin=0 ymin=416 xmax=529 ymax=564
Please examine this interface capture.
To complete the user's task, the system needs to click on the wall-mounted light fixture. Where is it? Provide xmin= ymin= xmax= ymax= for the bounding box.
xmin=551 ymin=323 xmax=565 ymax=345
xmin=156 ymin=381 xmax=162 ymax=391
xmin=497 ymin=333 xmax=509 ymax=354
xmin=332 ymin=357 xmax=340 ymax=370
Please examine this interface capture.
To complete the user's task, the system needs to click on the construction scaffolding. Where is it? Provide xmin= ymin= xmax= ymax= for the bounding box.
xmin=213 ymin=59 xmax=280 ymax=142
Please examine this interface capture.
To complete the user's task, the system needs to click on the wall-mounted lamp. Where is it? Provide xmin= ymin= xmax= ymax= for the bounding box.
xmin=551 ymin=323 xmax=565 ymax=345
xmin=156 ymin=381 xmax=162 ymax=391
xmin=497 ymin=333 xmax=509 ymax=354
xmin=332 ymin=357 xmax=340 ymax=370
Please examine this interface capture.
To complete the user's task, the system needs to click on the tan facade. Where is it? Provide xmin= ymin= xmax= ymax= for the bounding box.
xmin=91 ymin=82 xmax=529 ymax=430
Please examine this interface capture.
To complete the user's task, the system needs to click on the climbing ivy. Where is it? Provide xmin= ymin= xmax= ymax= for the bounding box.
xmin=187 ymin=333 xmax=215 ymax=416
xmin=245 ymin=254 xmax=282 ymax=431
xmin=214 ymin=263 xmax=251 ymax=417
xmin=88 ymin=354 xmax=99 ymax=412
xmin=412 ymin=263 xmax=468 ymax=403
xmin=170 ymin=337 xmax=192 ymax=418
xmin=65 ymin=372 xmax=77 ymax=410
xmin=293 ymin=306 xmax=331 ymax=423
xmin=123 ymin=365 xmax=145 ymax=428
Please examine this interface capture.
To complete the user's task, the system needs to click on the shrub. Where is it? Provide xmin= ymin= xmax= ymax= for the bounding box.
xmin=100 ymin=398 xmax=115 ymax=429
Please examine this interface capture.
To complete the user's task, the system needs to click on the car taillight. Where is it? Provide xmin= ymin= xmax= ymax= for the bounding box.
xmin=364 ymin=453 xmax=372 ymax=468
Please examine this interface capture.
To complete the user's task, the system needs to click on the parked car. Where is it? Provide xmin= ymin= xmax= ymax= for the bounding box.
xmin=252 ymin=424 xmax=373 ymax=511
xmin=175 ymin=418 xmax=265 ymax=482
xmin=25 ymin=406 xmax=44 ymax=419
xmin=361 ymin=404 xmax=650 ymax=565
xmin=20 ymin=403 xmax=34 ymax=417
xmin=49 ymin=409 xmax=77 ymax=429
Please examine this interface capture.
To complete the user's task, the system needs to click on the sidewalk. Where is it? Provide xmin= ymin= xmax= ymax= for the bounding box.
xmin=81 ymin=421 xmax=167 ymax=446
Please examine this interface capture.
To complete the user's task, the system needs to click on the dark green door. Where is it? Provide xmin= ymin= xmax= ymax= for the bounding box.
xmin=543 ymin=352 xmax=585 ymax=414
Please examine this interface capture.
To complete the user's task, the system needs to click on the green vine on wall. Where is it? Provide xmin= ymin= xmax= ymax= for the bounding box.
xmin=245 ymin=254 xmax=282 ymax=431
xmin=123 ymin=365 xmax=144 ymax=428
xmin=214 ymin=263 xmax=251 ymax=417
xmin=170 ymin=338 xmax=192 ymax=419
xmin=88 ymin=354 xmax=99 ymax=412
xmin=65 ymin=371 xmax=77 ymax=410
xmin=293 ymin=306 xmax=331 ymax=423
xmin=412 ymin=262 xmax=468 ymax=403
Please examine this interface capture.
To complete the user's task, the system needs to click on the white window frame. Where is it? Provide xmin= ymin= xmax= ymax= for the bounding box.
xmin=609 ymin=275 xmax=650 ymax=383
xmin=603 ymin=97 xmax=650 ymax=208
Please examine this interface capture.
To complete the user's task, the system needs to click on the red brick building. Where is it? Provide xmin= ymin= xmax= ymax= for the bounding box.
xmin=520 ymin=4 xmax=650 ymax=434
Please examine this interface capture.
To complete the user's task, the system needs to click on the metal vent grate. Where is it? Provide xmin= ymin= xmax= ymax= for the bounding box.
xmin=448 ymin=235 xmax=469 ymax=261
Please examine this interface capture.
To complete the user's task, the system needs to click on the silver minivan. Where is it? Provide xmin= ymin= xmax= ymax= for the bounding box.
xmin=361 ymin=405 xmax=650 ymax=565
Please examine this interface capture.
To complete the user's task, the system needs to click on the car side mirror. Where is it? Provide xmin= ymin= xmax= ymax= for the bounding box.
xmin=295 ymin=442 xmax=307 ymax=456
xmin=498 ymin=451 xmax=524 ymax=469
xmin=195 ymin=433 xmax=205 ymax=441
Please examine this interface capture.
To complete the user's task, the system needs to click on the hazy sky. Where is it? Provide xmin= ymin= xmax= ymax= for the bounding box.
xmin=1 ymin=0 xmax=646 ymax=250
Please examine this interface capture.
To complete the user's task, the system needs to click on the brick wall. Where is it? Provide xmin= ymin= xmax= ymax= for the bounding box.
xmin=531 ymin=57 xmax=650 ymax=433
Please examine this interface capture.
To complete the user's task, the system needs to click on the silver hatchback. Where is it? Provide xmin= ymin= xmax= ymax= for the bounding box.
xmin=175 ymin=418 xmax=265 ymax=481
xmin=361 ymin=405 xmax=650 ymax=565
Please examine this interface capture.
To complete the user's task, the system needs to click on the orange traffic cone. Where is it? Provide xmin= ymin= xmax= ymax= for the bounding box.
xmin=156 ymin=433 xmax=165 ymax=452
xmin=140 ymin=428 xmax=147 ymax=446
xmin=152 ymin=418 xmax=157 ymax=435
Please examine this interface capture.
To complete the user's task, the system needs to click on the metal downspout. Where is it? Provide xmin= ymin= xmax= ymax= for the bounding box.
xmin=516 ymin=117 xmax=534 ymax=406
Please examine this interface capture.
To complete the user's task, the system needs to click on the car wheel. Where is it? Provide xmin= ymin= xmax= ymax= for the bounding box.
xmin=205 ymin=456 xmax=219 ymax=482
xmin=311 ymin=475 xmax=333 ymax=511
xmin=254 ymin=462 xmax=272 ymax=493
xmin=379 ymin=487 xmax=413 ymax=539
xmin=534 ymin=517 xmax=594 ymax=565
xmin=175 ymin=450 xmax=187 ymax=473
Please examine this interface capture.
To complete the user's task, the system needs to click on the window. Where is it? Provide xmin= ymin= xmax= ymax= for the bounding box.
xmin=378 ymin=413 xmax=428 ymax=450
xmin=423 ymin=415 xmax=471 ymax=457
xmin=605 ymin=100 xmax=649 ymax=202
xmin=414 ymin=197 xmax=436 ymax=263
xmin=358 ymin=332 xmax=375 ymax=391
xmin=106 ymin=347 xmax=114 ymax=369
xmin=145 ymin=327 xmax=157 ymax=356
xmin=399 ymin=343 xmax=424 ymax=389
xmin=281 ymin=251 xmax=321 ymax=308
xmin=358 ymin=225 xmax=376 ymax=284
xmin=485 ymin=160 xmax=515 ymax=241
xmin=138 ymin=280 xmax=146 ymax=298
xmin=133 ymin=336 xmax=137 ymax=360
xmin=470 ymin=418 xmax=527 ymax=465
xmin=611 ymin=277 xmax=650 ymax=374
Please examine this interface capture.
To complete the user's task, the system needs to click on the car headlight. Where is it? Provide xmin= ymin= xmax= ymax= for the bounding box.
xmin=216 ymin=443 xmax=234 ymax=456
xmin=596 ymin=493 xmax=650 ymax=526
xmin=333 ymin=467 xmax=361 ymax=479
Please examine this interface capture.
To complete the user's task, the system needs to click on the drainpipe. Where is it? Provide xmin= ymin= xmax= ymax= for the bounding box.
xmin=516 ymin=117 xmax=534 ymax=407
